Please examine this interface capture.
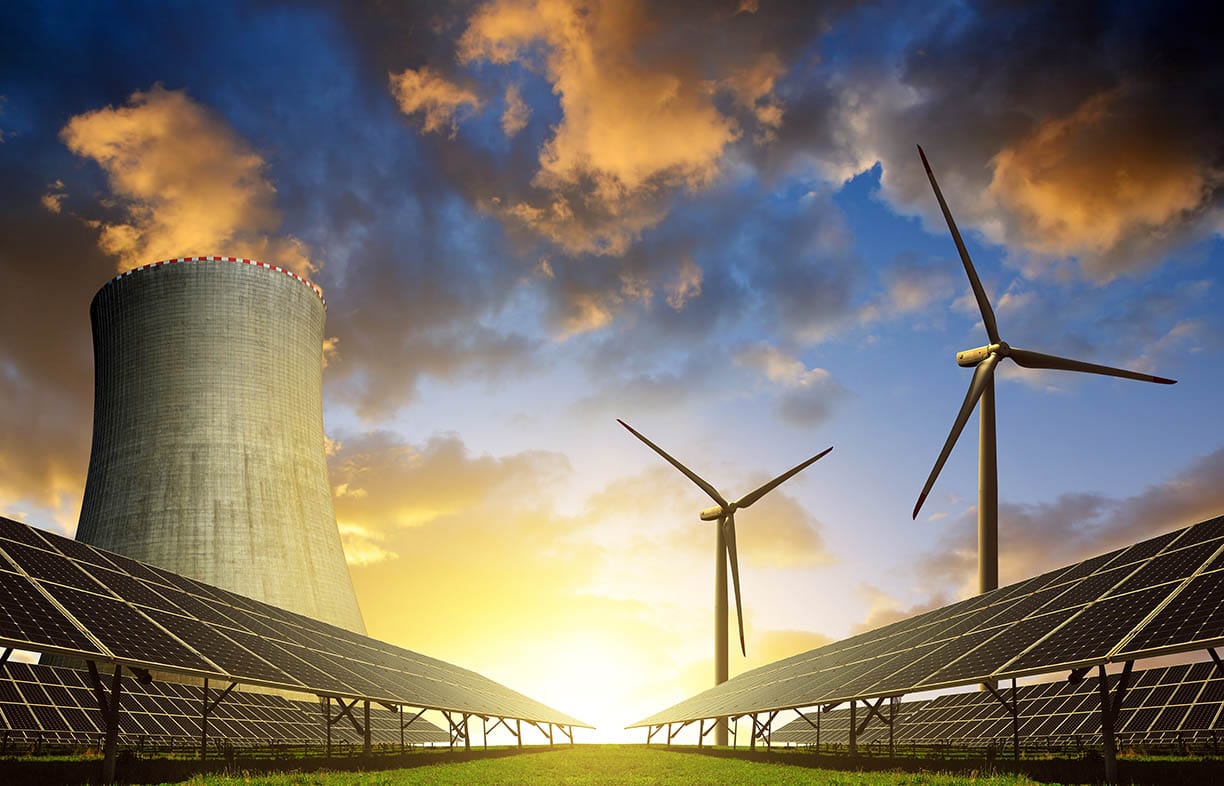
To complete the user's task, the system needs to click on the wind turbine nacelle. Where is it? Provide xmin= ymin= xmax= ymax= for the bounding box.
xmin=699 ymin=506 xmax=724 ymax=521
xmin=957 ymin=344 xmax=1002 ymax=367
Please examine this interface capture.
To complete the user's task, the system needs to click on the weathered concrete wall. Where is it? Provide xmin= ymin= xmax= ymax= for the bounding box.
xmin=75 ymin=258 xmax=365 ymax=634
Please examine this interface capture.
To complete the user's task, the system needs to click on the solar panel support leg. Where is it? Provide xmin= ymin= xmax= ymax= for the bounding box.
xmin=1096 ymin=661 xmax=1133 ymax=785
xmin=199 ymin=679 xmax=236 ymax=762
xmin=983 ymin=677 xmax=1021 ymax=761
xmin=483 ymin=715 xmax=488 ymax=750
xmin=1011 ymin=678 xmax=1020 ymax=761
xmin=465 ymin=713 xmax=472 ymax=751
xmin=889 ymin=697 xmax=896 ymax=758
xmin=516 ymin=718 xmax=522 ymax=749
xmin=363 ymin=700 xmax=371 ymax=756
xmin=86 ymin=661 xmax=124 ymax=786
xmin=849 ymin=701 xmax=857 ymax=757
xmin=1208 ymin=648 xmax=1224 ymax=675
xmin=749 ymin=714 xmax=756 ymax=750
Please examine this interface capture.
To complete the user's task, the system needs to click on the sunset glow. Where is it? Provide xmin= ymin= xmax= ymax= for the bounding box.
xmin=2 ymin=1 xmax=1222 ymax=743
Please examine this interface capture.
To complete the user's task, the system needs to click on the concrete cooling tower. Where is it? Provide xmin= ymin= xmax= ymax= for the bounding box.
xmin=75 ymin=256 xmax=365 ymax=634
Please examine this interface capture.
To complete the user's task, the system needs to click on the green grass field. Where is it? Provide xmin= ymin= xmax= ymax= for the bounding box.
xmin=6 ymin=743 xmax=1223 ymax=785
xmin=167 ymin=746 xmax=1046 ymax=786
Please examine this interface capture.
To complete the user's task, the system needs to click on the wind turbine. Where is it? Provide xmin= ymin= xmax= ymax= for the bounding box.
xmin=618 ymin=418 xmax=831 ymax=745
xmin=911 ymin=145 xmax=1177 ymax=595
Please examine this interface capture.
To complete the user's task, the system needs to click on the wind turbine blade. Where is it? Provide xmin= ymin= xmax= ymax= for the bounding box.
xmin=617 ymin=419 xmax=728 ymax=508
xmin=723 ymin=513 xmax=746 ymax=657
xmin=1008 ymin=348 xmax=1177 ymax=384
xmin=734 ymin=446 xmax=834 ymax=509
xmin=917 ymin=145 xmax=1000 ymax=344
xmin=913 ymin=353 xmax=1000 ymax=519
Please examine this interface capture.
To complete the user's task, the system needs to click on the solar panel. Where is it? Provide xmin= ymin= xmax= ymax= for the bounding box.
xmin=0 ymin=516 xmax=589 ymax=730
xmin=0 ymin=663 xmax=448 ymax=746
xmin=1115 ymin=570 xmax=1224 ymax=658
xmin=631 ymin=514 xmax=1224 ymax=729
xmin=0 ymin=571 xmax=104 ymax=657
xmin=775 ymin=660 xmax=1224 ymax=747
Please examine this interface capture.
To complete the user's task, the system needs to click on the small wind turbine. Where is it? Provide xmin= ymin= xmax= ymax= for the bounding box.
xmin=911 ymin=144 xmax=1176 ymax=595
xmin=618 ymin=418 xmax=831 ymax=744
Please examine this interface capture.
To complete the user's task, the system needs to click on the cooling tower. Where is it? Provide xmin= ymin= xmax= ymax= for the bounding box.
xmin=75 ymin=256 xmax=365 ymax=634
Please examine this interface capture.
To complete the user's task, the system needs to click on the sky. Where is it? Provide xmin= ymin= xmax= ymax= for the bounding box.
xmin=1 ymin=0 xmax=1222 ymax=744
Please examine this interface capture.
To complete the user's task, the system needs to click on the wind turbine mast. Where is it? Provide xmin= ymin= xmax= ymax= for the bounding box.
xmin=912 ymin=145 xmax=1176 ymax=595
xmin=618 ymin=419 xmax=831 ymax=744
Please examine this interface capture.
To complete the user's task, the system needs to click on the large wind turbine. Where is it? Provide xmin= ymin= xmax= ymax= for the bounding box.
xmin=911 ymin=145 xmax=1177 ymax=595
xmin=618 ymin=419 xmax=831 ymax=745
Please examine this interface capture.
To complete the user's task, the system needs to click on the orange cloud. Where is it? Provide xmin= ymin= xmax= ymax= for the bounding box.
xmin=458 ymin=0 xmax=744 ymax=255
xmin=734 ymin=343 xmax=846 ymax=427
xmin=501 ymin=83 xmax=530 ymax=137
xmin=989 ymin=88 xmax=1223 ymax=280
xmin=60 ymin=85 xmax=314 ymax=275
xmin=388 ymin=66 xmax=481 ymax=137
xmin=664 ymin=257 xmax=703 ymax=311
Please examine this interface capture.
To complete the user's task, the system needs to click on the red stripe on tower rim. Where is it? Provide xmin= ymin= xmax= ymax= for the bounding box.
xmin=105 ymin=256 xmax=327 ymax=309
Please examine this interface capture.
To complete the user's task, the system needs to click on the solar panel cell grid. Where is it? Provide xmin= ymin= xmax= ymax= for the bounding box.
xmin=1117 ymin=571 xmax=1224 ymax=656
xmin=1199 ymin=680 xmax=1224 ymax=703
xmin=38 ymin=584 xmax=216 ymax=672
xmin=1171 ymin=515 xmax=1224 ymax=547
xmin=0 ymin=541 xmax=113 ymax=594
xmin=0 ymin=518 xmax=56 ymax=548
xmin=1154 ymin=704 xmax=1189 ymax=730
xmin=1046 ymin=551 xmax=1122 ymax=587
xmin=1038 ymin=565 xmax=1134 ymax=612
xmin=922 ymin=608 xmax=1079 ymax=686
xmin=1011 ymin=586 xmax=1171 ymax=672
xmin=141 ymin=609 xmax=299 ymax=687
xmin=1109 ymin=540 xmax=1223 ymax=597
xmin=1104 ymin=530 xmax=1185 ymax=569
xmin=1144 ymin=685 xmax=1177 ymax=707
xmin=87 ymin=568 xmax=182 ymax=612
xmin=0 ymin=571 xmax=103 ymax=655
xmin=1182 ymin=702 xmax=1220 ymax=730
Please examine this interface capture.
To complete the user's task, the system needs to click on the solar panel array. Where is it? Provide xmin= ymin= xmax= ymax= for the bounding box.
xmin=0 ymin=662 xmax=447 ymax=746
xmin=632 ymin=515 xmax=1224 ymax=728
xmin=0 ymin=516 xmax=587 ymax=729
xmin=772 ymin=662 xmax=1224 ymax=747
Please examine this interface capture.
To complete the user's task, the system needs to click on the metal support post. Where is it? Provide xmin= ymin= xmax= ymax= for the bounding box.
xmin=86 ymin=662 xmax=124 ymax=786
xmin=888 ymin=697 xmax=896 ymax=758
xmin=1209 ymin=647 xmax=1224 ymax=675
xmin=363 ymin=700 xmax=371 ymax=756
xmin=1095 ymin=661 xmax=1133 ymax=786
xmin=465 ymin=713 xmax=472 ymax=751
xmin=325 ymin=697 xmax=332 ymax=757
xmin=849 ymin=701 xmax=857 ymax=756
xmin=483 ymin=716 xmax=488 ymax=750
xmin=516 ymin=718 xmax=522 ymax=749
xmin=199 ymin=680 xmax=237 ymax=762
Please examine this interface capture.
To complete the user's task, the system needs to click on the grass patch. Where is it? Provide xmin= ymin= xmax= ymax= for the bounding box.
xmin=167 ymin=746 xmax=1047 ymax=785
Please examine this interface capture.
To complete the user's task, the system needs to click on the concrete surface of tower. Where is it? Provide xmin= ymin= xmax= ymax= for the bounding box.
xmin=76 ymin=257 xmax=366 ymax=634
